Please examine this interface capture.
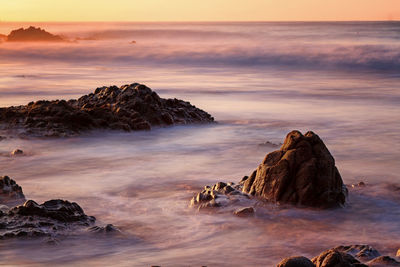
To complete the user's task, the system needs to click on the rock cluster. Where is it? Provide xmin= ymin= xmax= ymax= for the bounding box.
xmin=6 ymin=26 xmax=64 ymax=42
xmin=278 ymin=245 xmax=400 ymax=267
xmin=243 ymin=130 xmax=347 ymax=208
xmin=0 ymin=83 xmax=214 ymax=137
xmin=0 ymin=176 xmax=115 ymax=239
xmin=190 ymin=130 xmax=347 ymax=210
xmin=0 ymin=176 xmax=26 ymax=207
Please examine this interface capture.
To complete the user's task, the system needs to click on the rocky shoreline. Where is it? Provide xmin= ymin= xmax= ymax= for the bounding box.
xmin=0 ymin=83 xmax=214 ymax=137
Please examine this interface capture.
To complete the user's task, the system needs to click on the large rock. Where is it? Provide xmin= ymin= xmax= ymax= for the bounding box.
xmin=0 ymin=176 xmax=26 ymax=207
xmin=243 ymin=130 xmax=347 ymax=208
xmin=0 ymin=83 xmax=214 ymax=137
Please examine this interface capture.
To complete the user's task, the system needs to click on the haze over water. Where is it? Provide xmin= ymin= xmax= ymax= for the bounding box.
xmin=0 ymin=22 xmax=399 ymax=266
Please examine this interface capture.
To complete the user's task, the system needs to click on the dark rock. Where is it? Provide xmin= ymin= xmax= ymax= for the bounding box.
xmin=233 ymin=207 xmax=254 ymax=217
xmin=0 ymin=176 xmax=26 ymax=207
xmin=11 ymin=149 xmax=24 ymax=156
xmin=367 ymin=256 xmax=400 ymax=266
xmin=88 ymin=224 xmax=119 ymax=233
xmin=0 ymin=199 xmax=95 ymax=239
xmin=277 ymin=256 xmax=315 ymax=267
xmin=242 ymin=130 xmax=347 ymax=209
xmin=311 ymin=249 xmax=367 ymax=267
xmin=0 ymin=83 xmax=214 ymax=137
xmin=6 ymin=26 xmax=64 ymax=42
xmin=0 ymin=136 xmax=5 ymax=141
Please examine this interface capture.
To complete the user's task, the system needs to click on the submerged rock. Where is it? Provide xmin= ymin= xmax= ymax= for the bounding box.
xmin=278 ymin=245 xmax=400 ymax=267
xmin=11 ymin=149 xmax=24 ymax=156
xmin=243 ymin=130 xmax=347 ymax=208
xmin=233 ymin=207 xmax=255 ymax=217
xmin=0 ymin=176 xmax=26 ymax=207
xmin=0 ymin=83 xmax=214 ymax=137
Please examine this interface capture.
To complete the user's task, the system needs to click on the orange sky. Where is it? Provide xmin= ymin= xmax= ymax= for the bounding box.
xmin=1 ymin=0 xmax=400 ymax=21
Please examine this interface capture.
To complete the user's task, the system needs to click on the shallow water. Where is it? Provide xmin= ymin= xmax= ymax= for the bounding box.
xmin=0 ymin=22 xmax=399 ymax=266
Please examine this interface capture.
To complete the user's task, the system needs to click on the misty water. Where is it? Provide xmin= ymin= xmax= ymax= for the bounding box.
xmin=0 ymin=22 xmax=399 ymax=266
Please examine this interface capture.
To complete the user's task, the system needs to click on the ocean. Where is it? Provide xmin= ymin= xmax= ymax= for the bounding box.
xmin=0 ymin=22 xmax=399 ymax=266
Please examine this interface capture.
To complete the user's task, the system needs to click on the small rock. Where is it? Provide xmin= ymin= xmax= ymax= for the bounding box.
xmin=352 ymin=182 xmax=366 ymax=188
xmin=11 ymin=149 xmax=23 ymax=156
xmin=89 ymin=224 xmax=119 ymax=233
xmin=312 ymin=249 xmax=367 ymax=267
xmin=367 ymin=256 xmax=400 ymax=266
xmin=397 ymin=249 xmax=400 ymax=257
xmin=277 ymin=256 xmax=315 ymax=267
xmin=233 ymin=207 xmax=255 ymax=217
xmin=0 ymin=176 xmax=26 ymax=207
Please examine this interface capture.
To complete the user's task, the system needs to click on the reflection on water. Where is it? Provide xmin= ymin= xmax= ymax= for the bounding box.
xmin=0 ymin=22 xmax=399 ymax=266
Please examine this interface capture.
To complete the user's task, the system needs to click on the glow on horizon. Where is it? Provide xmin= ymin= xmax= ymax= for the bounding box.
xmin=1 ymin=0 xmax=400 ymax=22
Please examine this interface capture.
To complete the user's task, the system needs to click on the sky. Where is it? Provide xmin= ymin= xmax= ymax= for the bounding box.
xmin=1 ymin=0 xmax=400 ymax=22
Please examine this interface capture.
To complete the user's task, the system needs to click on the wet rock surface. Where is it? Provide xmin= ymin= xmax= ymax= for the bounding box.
xmin=0 ymin=177 xmax=114 ymax=240
xmin=190 ymin=130 xmax=347 ymax=211
xmin=0 ymin=176 xmax=26 ymax=207
xmin=278 ymin=245 xmax=400 ymax=267
xmin=277 ymin=256 xmax=315 ymax=267
xmin=190 ymin=182 xmax=250 ymax=211
xmin=0 ymin=83 xmax=214 ymax=137
xmin=243 ymin=130 xmax=347 ymax=208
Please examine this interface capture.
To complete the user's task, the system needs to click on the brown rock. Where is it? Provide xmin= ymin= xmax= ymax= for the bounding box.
xmin=233 ymin=207 xmax=255 ymax=217
xmin=367 ymin=256 xmax=400 ymax=266
xmin=242 ymin=130 xmax=347 ymax=208
xmin=277 ymin=256 xmax=315 ymax=267
xmin=312 ymin=249 xmax=367 ymax=267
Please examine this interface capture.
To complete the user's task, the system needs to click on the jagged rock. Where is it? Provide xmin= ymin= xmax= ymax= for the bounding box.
xmin=277 ymin=256 xmax=315 ymax=267
xmin=0 ymin=176 xmax=26 ymax=207
xmin=0 ymin=83 xmax=214 ymax=137
xmin=11 ymin=149 xmax=24 ymax=156
xmin=243 ymin=130 xmax=347 ymax=209
xmin=367 ymin=256 xmax=400 ymax=266
xmin=190 ymin=182 xmax=249 ymax=210
xmin=6 ymin=26 xmax=64 ymax=42
xmin=334 ymin=245 xmax=381 ymax=262
xmin=233 ymin=207 xmax=254 ymax=217
xmin=0 ymin=199 xmax=95 ymax=239
xmin=311 ymin=249 xmax=367 ymax=267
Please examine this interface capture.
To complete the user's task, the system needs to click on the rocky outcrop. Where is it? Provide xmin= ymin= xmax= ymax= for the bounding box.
xmin=0 ymin=199 xmax=95 ymax=239
xmin=243 ymin=130 xmax=347 ymax=208
xmin=190 ymin=182 xmax=249 ymax=210
xmin=0 ymin=176 xmax=115 ymax=240
xmin=0 ymin=176 xmax=26 ymax=207
xmin=278 ymin=245 xmax=400 ymax=267
xmin=0 ymin=83 xmax=214 ymax=137
xmin=6 ymin=26 xmax=64 ymax=42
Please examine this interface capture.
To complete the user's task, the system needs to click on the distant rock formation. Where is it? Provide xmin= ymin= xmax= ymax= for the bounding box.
xmin=243 ymin=130 xmax=347 ymax=208
xmin=0 ymin=83 xmax=214 ymax=137
xmin=6 ymin=26 xmax=64 ymax=42
xmin=278 ymin=245 xmax=400 ymax=266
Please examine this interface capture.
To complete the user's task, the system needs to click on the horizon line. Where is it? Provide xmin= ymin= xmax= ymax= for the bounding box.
xmin=1 ymin=19 xmax=399 ymax=23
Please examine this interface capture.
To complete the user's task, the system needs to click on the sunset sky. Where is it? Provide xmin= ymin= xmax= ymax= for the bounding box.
xmin=1 ymin=0 xmax=400 ymax=21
